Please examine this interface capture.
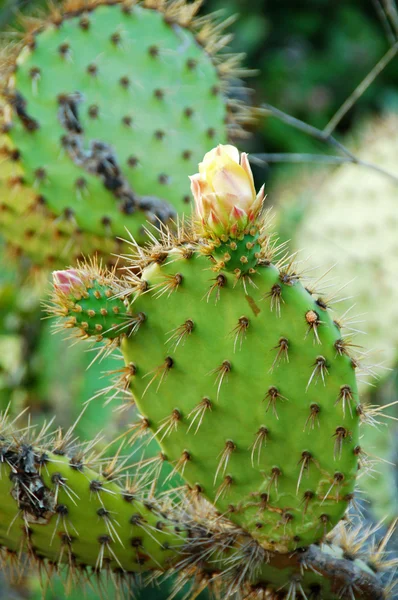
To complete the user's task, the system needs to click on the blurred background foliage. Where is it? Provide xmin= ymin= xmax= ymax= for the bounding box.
xmin=0 ymin=0 xmax=397 ymax=597
xmin=207 ymin=0 xmax=398 ymax=154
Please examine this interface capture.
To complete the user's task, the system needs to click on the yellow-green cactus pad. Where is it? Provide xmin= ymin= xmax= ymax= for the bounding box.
xmin=0 ymin=0 xmax=249 ymax=267
xmin=0 ymin=413 xmax=388 ymax=600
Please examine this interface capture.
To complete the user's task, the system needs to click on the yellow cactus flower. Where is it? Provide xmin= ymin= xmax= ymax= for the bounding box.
xmin=190 ymin=144 xmax=265 ymax=238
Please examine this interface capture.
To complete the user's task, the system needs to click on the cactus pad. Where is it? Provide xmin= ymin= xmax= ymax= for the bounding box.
xmin=292 ymin=115 xmax=398 ymax=374
xmin=0 ymin=0 xmax=249 ymax=267
xmin=120 ymin=244 xmax=361 ymax=552
xmin=51 ymin=263 xmax=134 ymax=341
xmin=0 ymin=418 xmax=188 ymax=573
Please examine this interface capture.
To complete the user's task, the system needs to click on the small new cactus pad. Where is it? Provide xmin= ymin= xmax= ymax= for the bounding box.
xmin=291 ymin=114 xmax=398 ymax=375
xmin=50 ymin=146 xmax=363 ymax=553
xmin=51 ymin=265 xmax=134 ymax=342
xmin=0 ymin=413 xmax=390 ymax=600
xmin=0 ymin=0 xmax=251 ymax=268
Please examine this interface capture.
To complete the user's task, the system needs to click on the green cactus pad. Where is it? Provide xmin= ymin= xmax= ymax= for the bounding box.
xmin=49 ymin=201 xmax=363 ymax=552
xmin=119 ymin=244 xmax=361 ymax=551
xmin=50 ymin=268 xmax=136 ymax=340
xmin=0 ymin=0 xmax=248 ymax=268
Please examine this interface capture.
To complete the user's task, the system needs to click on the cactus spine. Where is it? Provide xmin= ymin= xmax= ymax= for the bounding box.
xmin=0 ymin=0 xmax=251 ymax=268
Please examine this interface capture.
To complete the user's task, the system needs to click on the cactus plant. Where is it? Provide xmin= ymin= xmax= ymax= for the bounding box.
xmin=44 ymin=144 xmax=398 ymax=600
xmin=0 ymin=0 xmax=252 ymax=269
xmin=49 ymin=144 xmax=365 ymax=551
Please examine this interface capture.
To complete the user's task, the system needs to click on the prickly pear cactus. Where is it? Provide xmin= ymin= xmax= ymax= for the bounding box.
xmin=289 ymin=114 xmax=398 ymax=375
xmin=50 ymin=145 xmax=365 ymax=554
xmin=0 ymin=0 xmax=250 ymax=268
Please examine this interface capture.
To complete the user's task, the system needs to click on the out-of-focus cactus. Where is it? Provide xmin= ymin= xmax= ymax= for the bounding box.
xmin=0 ymin=0 xmax=253 ymax=269
xmin=288 ymin=114 xmax=398 ymax=376
xmin=0 ymin=239 xmax=43 ymax=411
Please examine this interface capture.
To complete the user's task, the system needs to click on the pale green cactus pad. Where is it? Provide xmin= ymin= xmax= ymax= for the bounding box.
xmin=121 ymin=247 xmax=361 ymax=552
xmin=291 ymin=114 xmax=398 ymax=375
xmin=0 ymin=0 xmax=249 ymax=267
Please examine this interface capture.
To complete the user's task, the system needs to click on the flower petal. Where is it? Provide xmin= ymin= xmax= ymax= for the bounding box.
xmin=53 ymin=269 xmax=83 ymax=294
xmin=240 ymin=152 xmax=255 ymax=191
xmin=211 ymin=162 xmax=254 ymax=206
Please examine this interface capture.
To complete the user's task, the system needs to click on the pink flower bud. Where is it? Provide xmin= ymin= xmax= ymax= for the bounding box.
xmin=190 ymin=144 xmax=264 ymax=237
xmin=53 ymin=269 xmax=84 ymax=295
